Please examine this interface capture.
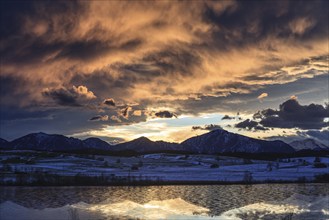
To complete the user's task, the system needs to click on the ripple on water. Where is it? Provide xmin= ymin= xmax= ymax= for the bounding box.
xmin=0 ymin=183 xmax=328 ymax=219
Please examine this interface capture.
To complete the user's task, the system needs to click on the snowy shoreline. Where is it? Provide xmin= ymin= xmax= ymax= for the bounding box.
xmin=1 ymin=179 xmax=328 ymax=186
xmin=1 ymin=151 xmax=328 ymax=186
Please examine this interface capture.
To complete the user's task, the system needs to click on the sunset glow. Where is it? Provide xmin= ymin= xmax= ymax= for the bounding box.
xmin=0 ymin=0 xmax=328 ymax=145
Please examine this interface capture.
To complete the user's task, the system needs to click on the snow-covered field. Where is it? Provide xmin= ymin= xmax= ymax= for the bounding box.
xmin=0 ymin=151 xmax=328 ymax=184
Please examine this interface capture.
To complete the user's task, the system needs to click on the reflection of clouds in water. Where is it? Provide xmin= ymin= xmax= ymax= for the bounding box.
xmin=0 ymin=194 xmax=328 ymax=220
xmin=78 ymin=198 xmax=214 ymax=220
xmin=221 ymin=194 xmax=329 ymax=220
xmin=0 ymin=198 xmax=215 ymax=220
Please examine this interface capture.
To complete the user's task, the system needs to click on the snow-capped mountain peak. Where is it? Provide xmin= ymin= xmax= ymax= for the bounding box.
xmin=289 ymin=139 xmax=329 ymax=151
xmin=181 ymin=129 xmax=294 ymax=154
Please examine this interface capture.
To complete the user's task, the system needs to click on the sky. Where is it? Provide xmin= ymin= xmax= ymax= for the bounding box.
xmin=0 ymin=0 xmax=328 ymax=145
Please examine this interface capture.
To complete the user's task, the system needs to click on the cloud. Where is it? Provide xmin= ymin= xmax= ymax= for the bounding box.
xmin=235 ymin=119 xmax=268 ymax=131
xmin=2 ymin=1 xmax=328 ymax=105
xmin=221 ymin=115 xmax=235 ymax=120
xmin=265 ymin=128 xmax=329 ymax=146
xmin=289 ymin=17 xmax=316 ymax=35
xmin=42 ymin=85 xmax=96 ymax=106
xmin=110 ymin=115 xmax=122 ymax=123
xmin=257 ymin=92 xmax=268 ymax=101
xmin=290 ymin=95 xmax=298 ymax=100
xmin=120 ymin=106 xmax=132 ymax=119
xmin=42 ymin=87 xmax=80 ymax=106
xmin=254 ymin=99 xmax=329 ymax=129
xmin=132 ymin=110 xmax=142 ymax=116
xmin=89 ymin=115 xmax=109 ymax=121
xmin=1 ymin=0 xmax=328 ymax=140
xmin=273 ymin=128 xmax=329 ymax=146
xmin=72 ymin=85 xmax=96 ymax=99
xmin=103 ymin=98 xmax=116 ymax=107
xmin=192 ymin=124 xmax=223 ymax=131
xmin=304 ymin=128 xmax=329 ymax=142
xmin=264 ymin=134 xmax=300 ymax=144
xmin=154 ymin=111 xmax=177 ymax=118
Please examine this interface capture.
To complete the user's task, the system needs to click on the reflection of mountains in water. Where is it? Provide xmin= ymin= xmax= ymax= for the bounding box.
xmin=1 ymin=194 xmax=328 ymax=220
xmin=222 ymin=194 xmax=329 ymax=220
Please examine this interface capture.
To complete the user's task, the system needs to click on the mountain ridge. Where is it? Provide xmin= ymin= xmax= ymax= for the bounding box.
xmin=1 ymin=129 xmax=327 ymax=155
xmin=9 ymin=132 xmax=89 ymax=152
xmin=111 ymin=136 xmax=189 ymax=153
xmin=181 ymin=129 xmax=295 ymax=154
xmin=0 ymin=138 xmax=9 ymax=149
xmin=289 ymin=138 xmax=329 ymax=151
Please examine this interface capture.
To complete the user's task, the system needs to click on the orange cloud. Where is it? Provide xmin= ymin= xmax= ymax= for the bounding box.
xmin=257 ymin=93 xmax=268 ymax=101
xmin=1 ymin=0 xmax=328 ymax=120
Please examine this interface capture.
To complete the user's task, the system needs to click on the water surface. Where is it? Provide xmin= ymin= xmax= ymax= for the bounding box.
xmin=1 ymin=183 xmax=328 ymax=219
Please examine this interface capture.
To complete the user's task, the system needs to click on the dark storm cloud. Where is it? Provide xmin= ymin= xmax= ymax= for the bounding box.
xmin=1 ymin=32 xmax=142 ymax=65
xmin=103 ymin=98 xmax=116 ymax=107
xmin=175 ymin=73 xmax=329 ymax=116
xmin=154 ymin=111 xmax=177 ymax=118
xmin=1 ymin=0 xmax=328 ymax=141
xmin=70 ymin=57 xmax=328 ymax=121
xmin=1 ymin=0 xmax=328 ymax=65
xmin=235 ymin=119 xmax=268 ymax=131
xmin=0 ymin=1 xmax=86 ymax=64
xmin=236 ymin=119 xmax=258 ymax=129
xmin=205 ymin=0 xmax=328 ymax=46
xmin=53 ymin=40 xmax=112 ymax=61
xmin=221 ymin=115 xmax=235 ymax=120
xmin=2 ymin=37 xmax=141 ymax=65
xmin=254 ymin=99 xmax=329 ymax=129
xmin=192 ymin=124 xmax=223 ymax=131
xmin=68 ymin=46 xmax=202 ymax=106
xmin=42 ymin=85 xmax=96 ymax=107
xmin=70 ymin=70 xmax=128 ymax=101
xmin=0 ymin=0 xmax=142 ymax=65
xmin=89 ymin=115 xmax=109 ymax=121
xmin=0 ymin=1 xmax=84 ymax=36
xmin=139 ymin=48 xmax=202 ymax=77
xmin=253 ymin=108 xmax=277 ymax=120
xmin=53 ymin=38 xmax=143 ymax=62
xmin=43 ymin=87 xmax=80 ymax=106
xmin=2 ymin=0 xmax=328 ymax=101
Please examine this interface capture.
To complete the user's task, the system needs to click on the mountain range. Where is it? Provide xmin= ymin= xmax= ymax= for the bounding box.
xmin=0 ymin=129 xmax=328 ymax=155
xmin=182 ymin=129 xmax=294 ymax=154
xmin=289 ymin=139 xmax=329 ymax=151
xmin=111 ymin=137 xmax=190 ymax=153
xmin=9 ymin=133 xmax=96 ymax=152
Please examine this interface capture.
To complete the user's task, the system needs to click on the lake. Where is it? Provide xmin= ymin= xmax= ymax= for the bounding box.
xmin=1 ymin=183 xmax=328 ymax=219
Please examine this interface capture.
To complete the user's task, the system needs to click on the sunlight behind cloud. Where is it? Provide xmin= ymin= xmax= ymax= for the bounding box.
xmin=1 ymin=0 xmax=328 ymax=142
